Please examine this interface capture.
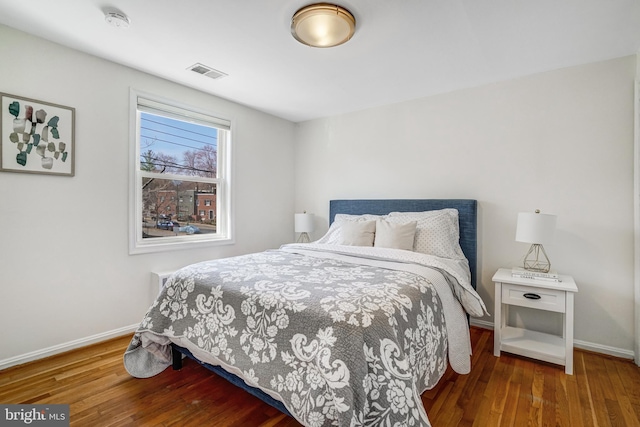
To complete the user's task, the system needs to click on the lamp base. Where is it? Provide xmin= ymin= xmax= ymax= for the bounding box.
xmin=296 ymin=232 xmax=310 ymax=243
xmin=522 ymin=243 xmax=551 ymax=273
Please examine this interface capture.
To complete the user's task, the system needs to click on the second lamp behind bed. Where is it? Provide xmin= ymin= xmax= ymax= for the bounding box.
xmin=294 ymin=211 xmax=314 ymax=243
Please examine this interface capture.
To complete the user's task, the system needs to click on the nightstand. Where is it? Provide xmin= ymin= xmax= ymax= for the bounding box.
xmin=492 ymin=268 xmax=578 ymax=374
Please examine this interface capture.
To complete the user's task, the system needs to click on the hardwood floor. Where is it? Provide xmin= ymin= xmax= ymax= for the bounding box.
xmin=1 ymin=327 xmax=639 ymax=426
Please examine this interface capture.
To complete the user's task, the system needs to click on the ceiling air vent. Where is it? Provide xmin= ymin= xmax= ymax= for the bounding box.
xmin=188 ymin=63 xmax=227 ymax=80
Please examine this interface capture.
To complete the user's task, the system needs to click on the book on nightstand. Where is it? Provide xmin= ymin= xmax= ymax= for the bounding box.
xmin=511 ymin=267 xmax=561 ymax=282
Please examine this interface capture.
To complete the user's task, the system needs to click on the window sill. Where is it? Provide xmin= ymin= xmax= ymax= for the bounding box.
xmin=129 ymin=235 xmax=234 ymax=255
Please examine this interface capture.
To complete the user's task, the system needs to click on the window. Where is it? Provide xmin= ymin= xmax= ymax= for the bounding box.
xmin=129 ymin=91 xmax=232 ymax=253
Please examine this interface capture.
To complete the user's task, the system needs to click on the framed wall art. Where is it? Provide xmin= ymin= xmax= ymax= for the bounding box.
xmin=0 ymin=93 xmax=75 ymax=176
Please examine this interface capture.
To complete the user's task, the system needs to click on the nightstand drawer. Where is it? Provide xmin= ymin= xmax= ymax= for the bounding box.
xmin=501 ymin=283 xmax=566 ymax=313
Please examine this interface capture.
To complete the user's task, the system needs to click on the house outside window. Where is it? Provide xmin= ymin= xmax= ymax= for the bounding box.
xmin=129 ymin=91 xmax=233 ymax=253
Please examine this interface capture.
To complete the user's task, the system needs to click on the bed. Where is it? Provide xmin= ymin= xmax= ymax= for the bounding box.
xmin=124 ymin=199 xmax=486 ymax=427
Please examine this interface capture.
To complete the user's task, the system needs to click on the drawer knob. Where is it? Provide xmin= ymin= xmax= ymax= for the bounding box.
xmin=523 ymin=293 xmax=541 ymax=300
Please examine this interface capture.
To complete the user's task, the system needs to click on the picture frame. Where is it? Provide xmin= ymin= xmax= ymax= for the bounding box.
xmin=0 ymin=92 xmax=75 ymax=176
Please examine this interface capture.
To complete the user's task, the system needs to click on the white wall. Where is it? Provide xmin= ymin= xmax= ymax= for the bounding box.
xmin=0 ymin=25 xmax=295 ymax=362
xmin=294 ymin=56 xmax=636 ymax=356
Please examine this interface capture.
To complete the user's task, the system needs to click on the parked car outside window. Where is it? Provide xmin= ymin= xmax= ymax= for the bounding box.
xmin=156 ymin=220 xmax=180 ymax=231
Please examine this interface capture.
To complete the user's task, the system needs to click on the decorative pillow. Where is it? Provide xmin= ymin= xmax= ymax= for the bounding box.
xmin=316 ymin=214 xmax=384 ymax=245
xmin=374 ymin=220 xmax=417 ymax=251
xmin=386 ymin=209 xmax=465 ymax=259
xmin=340 ymin=220 xmax=376 ymax=246
xmin=333 ymin=214 xmax=383 ymax=222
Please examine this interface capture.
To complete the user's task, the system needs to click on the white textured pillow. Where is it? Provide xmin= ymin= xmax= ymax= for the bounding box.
xmin=333 ymin=214 xmax=383 ymax=222
xmin=340 ymin=220 xmax=376 ymax=246
xmin=387 ymin=209 xmax=465 ymax=259
xmin=374 ymin=220 xmax=417 ymax=251
xmin=316 ymin=214 xmax=384 ymax=245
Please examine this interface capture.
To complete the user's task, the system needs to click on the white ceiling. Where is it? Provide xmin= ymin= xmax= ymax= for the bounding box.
xmin=1 ymin=0 xmax=639 ymax=123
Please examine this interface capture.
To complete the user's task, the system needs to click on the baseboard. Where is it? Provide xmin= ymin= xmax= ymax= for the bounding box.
xmin=0 ymin=324 xmax=138 ymax=371
xmin=470 ymin=318 xmax=494 ymax=330
xmin=470 ymin=319 xmax=635 ymax=361
xmin=573 ymin=340 xmax=635 ymax=360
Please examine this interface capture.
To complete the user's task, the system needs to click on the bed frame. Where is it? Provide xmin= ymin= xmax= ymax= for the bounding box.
xmin=171 ymin=198 xmax=478 ymax=418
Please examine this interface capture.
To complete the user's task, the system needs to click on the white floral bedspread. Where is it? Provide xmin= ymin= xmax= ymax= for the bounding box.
xmin=124 ymin=246 xmax=483 ymax=427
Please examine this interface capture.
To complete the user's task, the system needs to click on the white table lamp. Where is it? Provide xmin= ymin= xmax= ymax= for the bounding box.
xmin=295 ymin=212 xmax=314 ymax=243
xmin=516 ymin=209 xmax=557 ymax=273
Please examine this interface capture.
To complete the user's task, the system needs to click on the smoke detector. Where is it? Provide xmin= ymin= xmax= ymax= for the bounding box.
xmin=105 ymin=10 xmax=130 ymax=28
xmin=188 ymin=63 xmax=228 ymax=80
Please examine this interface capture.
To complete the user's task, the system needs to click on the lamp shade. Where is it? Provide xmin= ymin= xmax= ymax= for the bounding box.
xmin=295 ymin=213 xmax=314 ymax=233
xmin=515 ymin=211 xmax=556 ymax=244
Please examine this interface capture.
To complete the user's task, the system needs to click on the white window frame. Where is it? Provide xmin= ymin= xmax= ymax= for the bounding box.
xmin=129 ymin=89 xmax=234 ymax=254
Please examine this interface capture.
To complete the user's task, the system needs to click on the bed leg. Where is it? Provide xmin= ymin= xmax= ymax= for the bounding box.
xmin=171 ymin=344 xmax=183 ymax=370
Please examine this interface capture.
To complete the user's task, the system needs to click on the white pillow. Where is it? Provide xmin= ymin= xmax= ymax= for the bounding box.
xmin=340 ymin=220 xmax=376 ymax=246
xmin=334 ymin=213 xmax=384 ymax=223
xmin=316 ymin=214 xmax=384 ymax=245
xmin=386 ymin=209 xmax=465 ymax=259
xmin=374 ymin=220 xmax=417 ymax=251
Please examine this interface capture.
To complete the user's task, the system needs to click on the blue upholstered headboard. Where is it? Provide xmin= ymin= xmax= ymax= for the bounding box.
xmin=329 ymin=199 xmax=478 ymax=290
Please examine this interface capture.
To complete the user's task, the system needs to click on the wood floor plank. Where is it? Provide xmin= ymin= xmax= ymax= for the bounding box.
xmin=513 ymin=357 xmax=535 ymax=426
xmin=585 ymin=352 xmax=614 ymax=427
xmin=541 ymin=364 xmax=556 ymax=426
xmin=555 ymin=370 xmax=572 ymax=427
xmin=603 ymin=357 xmax=640 ymax=427
xmin=1 ymin=327 xmax=639 ymax=426
xmin=566 ymin=377 xmax=586 ymax=427
xmin=481 ymin=353 xmax=512 ymax=426
xmin=499 ymin=357 xmax=520 ymax=427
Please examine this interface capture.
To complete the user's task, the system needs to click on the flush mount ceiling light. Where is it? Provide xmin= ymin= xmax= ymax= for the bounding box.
xmin=105 ymin=10 xmax=130 ymax=28
xmin=291 ymin=3 xmax=355 ymax=48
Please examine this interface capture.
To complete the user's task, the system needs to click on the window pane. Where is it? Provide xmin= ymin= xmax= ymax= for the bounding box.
xmin=141 ymin=177 xmax=217 ymax=239
xmin=131 ymin=92 xmax=232 ymax=254
xmin=140 ymin=112 xmax=218 ymax=178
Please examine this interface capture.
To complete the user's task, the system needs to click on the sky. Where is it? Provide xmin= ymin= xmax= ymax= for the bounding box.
xmin=140 ymin=112 xmax=218 ymax=172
